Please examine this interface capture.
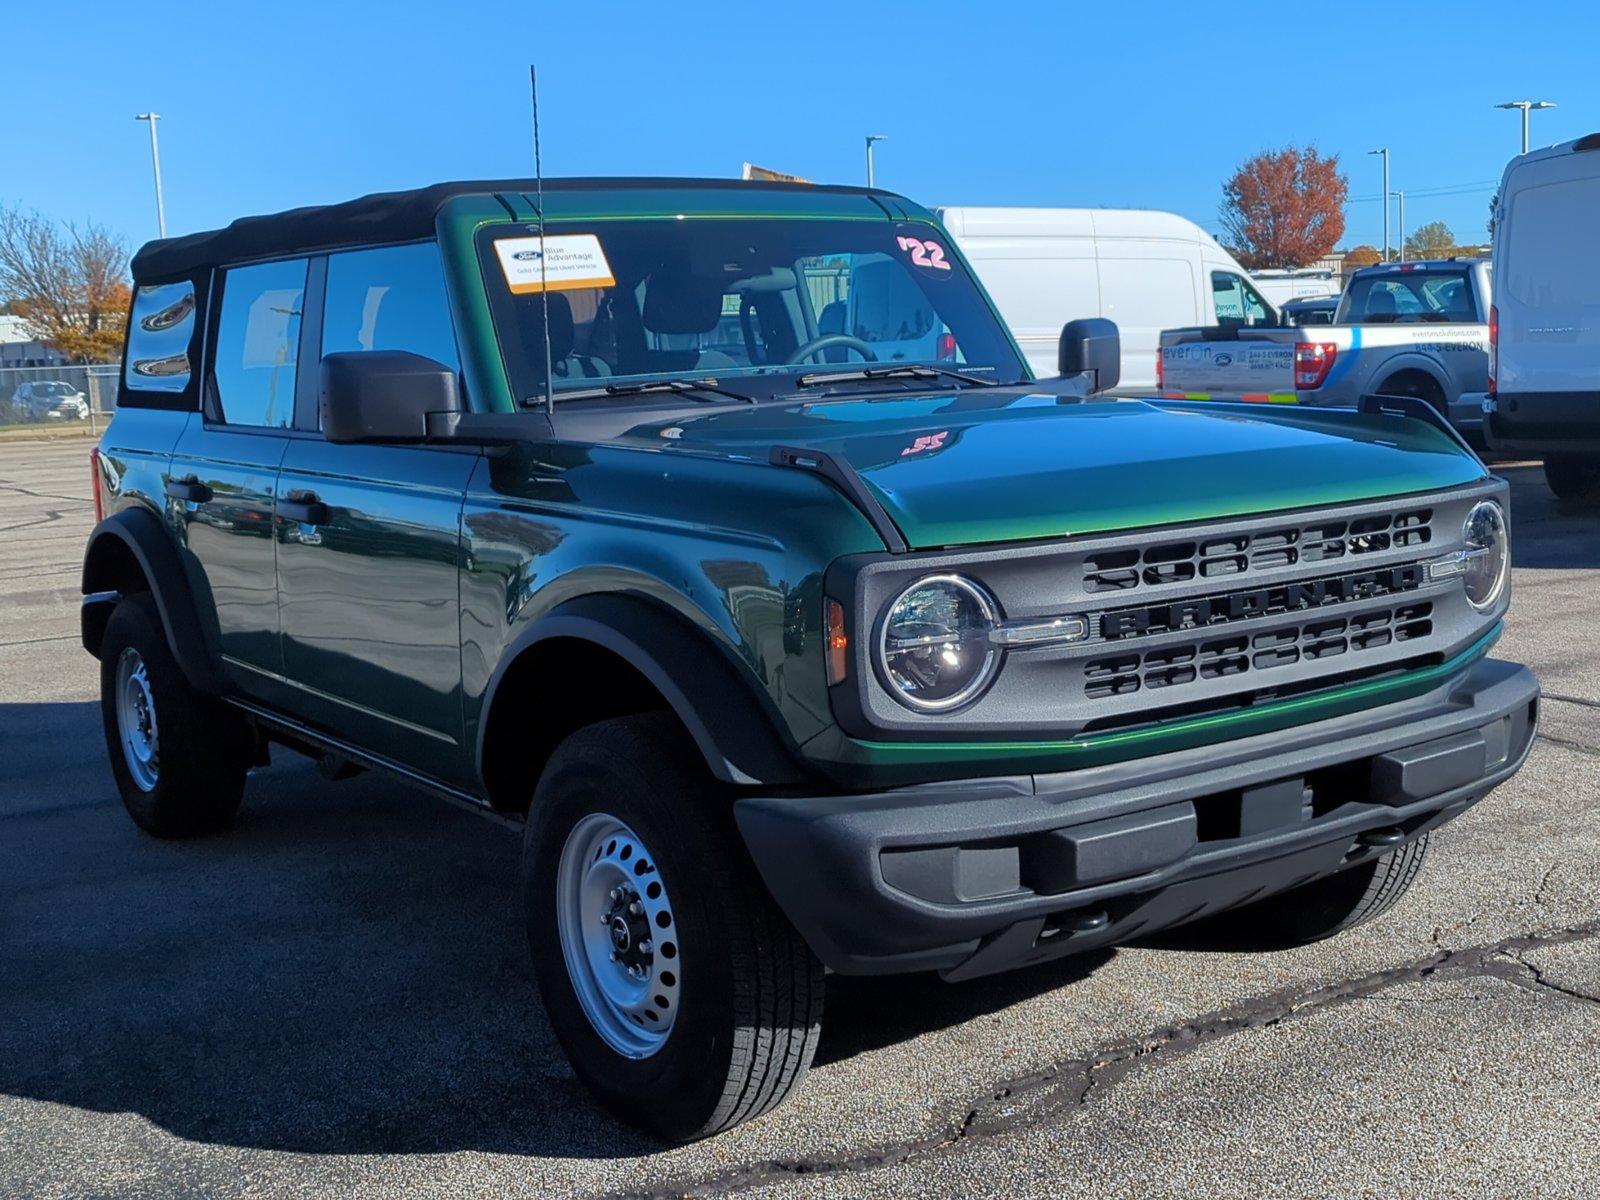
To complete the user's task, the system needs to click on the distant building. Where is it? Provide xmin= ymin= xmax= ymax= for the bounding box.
xmin=0 ymin=314 xmax=64 ymax=367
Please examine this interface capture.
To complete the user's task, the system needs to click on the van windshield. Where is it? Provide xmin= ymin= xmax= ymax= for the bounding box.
xmin=478 ymin=219 xmax=1029 ymax=403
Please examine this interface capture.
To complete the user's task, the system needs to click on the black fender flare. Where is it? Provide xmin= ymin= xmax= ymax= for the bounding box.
xmin=81 ymin=506 xmax=228 ymax=695
xmin=476 ymin=594 xmax=806 ymax=788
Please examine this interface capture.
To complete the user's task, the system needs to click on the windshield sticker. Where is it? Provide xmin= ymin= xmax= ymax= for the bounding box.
xmin=494 ymin=234 xmax=615 ymax=295
xmin=896 ymin=234 xmax=952 ymax=273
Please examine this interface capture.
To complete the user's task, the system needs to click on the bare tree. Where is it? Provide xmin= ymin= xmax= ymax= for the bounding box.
xmin=0 ymin=207 xmax=131 ymax=362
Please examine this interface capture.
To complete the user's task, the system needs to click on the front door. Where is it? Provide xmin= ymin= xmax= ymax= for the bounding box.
xmin=169 ymin=255 xmax=311 ymax=694
xmin=272 ymin=242 xmax=475 ymax=780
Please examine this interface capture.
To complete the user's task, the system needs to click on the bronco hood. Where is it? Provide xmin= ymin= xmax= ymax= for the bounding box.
xmin=625 ymin=394 xmax=1487 ymax=549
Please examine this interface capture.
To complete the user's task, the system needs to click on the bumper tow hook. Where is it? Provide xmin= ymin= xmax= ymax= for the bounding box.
xmin=1358 ymin=826 xmax=1407 ymax=849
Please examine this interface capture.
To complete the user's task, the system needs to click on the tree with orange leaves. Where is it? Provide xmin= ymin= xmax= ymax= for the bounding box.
xmin=1220 ymin=147 xmax=1348 ymax=270
xmin=0 ymin=207 xmax=130 ymax=363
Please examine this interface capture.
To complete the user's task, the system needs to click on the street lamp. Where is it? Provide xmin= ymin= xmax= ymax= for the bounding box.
xmin=134 ymin=113 xmax=168 ymax=238
xmin=1495 ymin=100 xmax=1556 ymax=155
xmin=865 ymin=134 xmax=887 ymax=188
xmin=1368 ymin=148 xmax=1390 ymax=262
xmin=1395 ymin=190 xmax=1406 ymax=262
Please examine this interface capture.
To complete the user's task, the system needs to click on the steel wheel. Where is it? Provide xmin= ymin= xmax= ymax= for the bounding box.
xmin=555 ymin=812 xmax=682 ymax=1058
xmin=115 ymin=647 xmax=160 ymax=792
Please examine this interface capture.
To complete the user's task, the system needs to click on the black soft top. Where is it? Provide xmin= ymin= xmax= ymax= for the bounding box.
xmin=130 ymin=176 xmax=885 ymax=282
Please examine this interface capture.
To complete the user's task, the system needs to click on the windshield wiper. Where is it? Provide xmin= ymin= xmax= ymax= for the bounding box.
xmin=543 ymin=377 xmax=757 ymax=405
xmin=794 ymin=364 xmax=998 ymax=390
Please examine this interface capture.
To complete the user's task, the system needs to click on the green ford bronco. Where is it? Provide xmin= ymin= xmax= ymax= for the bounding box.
xmin=85 ymin=178 xmax=1538 ymax=1140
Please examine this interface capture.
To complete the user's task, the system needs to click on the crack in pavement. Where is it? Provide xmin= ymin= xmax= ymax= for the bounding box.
xmin=1535 ymin=731 xmax=1600 ymax=759
xmin=1510 ymin=949 xmax=1600 ymax=1008
xmin=1543 ymin=692 xmax=1600 ymax=712
xmin=603 ymin=922 xmax=1600 ymax=1200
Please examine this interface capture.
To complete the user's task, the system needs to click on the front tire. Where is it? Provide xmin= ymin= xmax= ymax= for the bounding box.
xmin=1544 ymin=454 xmax=1600 ymax=502
xmin=1232 ymin=834 xmax=1432 ymax=946
xmin=523 ymin=713 xmax=823 ymax=1141
xmin=99 ymin=592 xmax=248 ymax=837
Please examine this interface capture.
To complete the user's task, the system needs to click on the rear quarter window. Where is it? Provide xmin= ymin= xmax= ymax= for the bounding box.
xmin=122 ymin=279 xmax=201 ymax=402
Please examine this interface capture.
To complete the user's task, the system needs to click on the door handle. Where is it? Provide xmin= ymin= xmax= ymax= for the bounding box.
xmin=165 ymin=476 xmax=212 ymax=504
xmin=277 ymin=489 xmax=329 ymax=525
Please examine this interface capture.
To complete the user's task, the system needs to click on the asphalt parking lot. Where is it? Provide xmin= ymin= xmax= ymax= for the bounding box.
xmin=2 ymin=437 xmax=1597 ymax=1199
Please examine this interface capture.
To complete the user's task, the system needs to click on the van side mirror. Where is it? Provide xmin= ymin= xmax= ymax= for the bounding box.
xmin=1058 ymin=318 xmax=1120 ymax=393
xmin=321 ymin=351 xmax=461 ymax=444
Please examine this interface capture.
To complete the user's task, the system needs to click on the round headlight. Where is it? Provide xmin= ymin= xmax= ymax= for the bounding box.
xmin=879 ymin=575 xmax=1000 ymax=712
xmin=1462 ymin=500 xmax=1509 ymax=611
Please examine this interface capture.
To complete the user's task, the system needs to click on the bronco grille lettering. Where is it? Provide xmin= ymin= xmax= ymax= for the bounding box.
xmin=1099 ymin=564 xmax=1426 ymax=640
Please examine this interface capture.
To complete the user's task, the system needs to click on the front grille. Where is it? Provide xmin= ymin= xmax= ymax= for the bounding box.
xmin=1082 ymin=507 xmax=1434 ymax=594
xmin=1084 ymin=601 xmax=1435 ymax=699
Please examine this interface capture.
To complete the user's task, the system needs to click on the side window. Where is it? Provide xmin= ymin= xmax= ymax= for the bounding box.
xmin=321 ymin=242 xmax=460 ymax=371
xmin=1239 ymin=276 xmax=1272 ymax=323
xmin=1211 ymin=271 xmax=1246 ymax=322
xmin=125 ymin=280 xmax=197 ymax=393
xmin=212 ymin=258 xmax=308 ymax=427
xmin=1212 ymin=271 xmax=1272 ymax=325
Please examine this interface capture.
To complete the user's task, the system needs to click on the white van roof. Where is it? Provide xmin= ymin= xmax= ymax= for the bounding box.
xmin=1502 ymin=132 xmax=1600 ymax=173
xmin=934 ymin=206 xmax=1230 ymax=254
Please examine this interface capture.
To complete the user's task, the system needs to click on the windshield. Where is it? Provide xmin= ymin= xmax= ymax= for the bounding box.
xmin=37 ymin=382 xmax=73 ymax=396
xmin=1337 ymin=269 xmax=1479 ymax=324
xmin=478 ymin=218 xmax=1028 ymax=403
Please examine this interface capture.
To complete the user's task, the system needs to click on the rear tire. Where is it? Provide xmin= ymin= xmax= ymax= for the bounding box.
xmin=1378 ymin=373 xmax=1448 ymax=421
xmin=1543 ymin=454 xmax=1600 ymax=502
xmin=1232 ymin=834 xmax=1432 ymax=946
xmin=522 ymin=712 xmax=824 ymax=1141
xmin=99 ymin=592 xmax=248 ymax=837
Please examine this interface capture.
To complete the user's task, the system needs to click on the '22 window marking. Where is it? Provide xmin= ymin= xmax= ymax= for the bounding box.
xmin=897 ymin=236 xmax=952 ymax=271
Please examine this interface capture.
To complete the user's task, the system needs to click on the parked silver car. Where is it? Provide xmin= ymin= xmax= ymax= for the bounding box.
xmin=9 ymin=381 xmax=89 ymax=421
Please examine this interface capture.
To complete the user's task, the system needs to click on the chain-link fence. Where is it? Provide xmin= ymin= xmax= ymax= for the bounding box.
xmin=0 ymin=362 xmax=119 ymax=433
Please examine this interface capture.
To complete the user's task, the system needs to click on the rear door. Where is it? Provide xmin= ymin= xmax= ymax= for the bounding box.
xmin=1496 ymin=160 xmax=1600 ymax=443
xmin=168 ymin=255 xmax=310 ymax=693
xmin=273 ymin=242 xmax=478 ymax=780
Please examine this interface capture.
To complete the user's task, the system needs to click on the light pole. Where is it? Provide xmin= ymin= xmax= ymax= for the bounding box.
xmin=1368 ymin=148 xmax=1389 ymax=262
xmin=1395 ymin=190 xmax=1406 ymax=261
xmin=1495 ymin=100 xmax=1556 ymax=154
xmin=135 ymin=112 xmax=168 ymax=238
xmin=865 ymin=134 xmax=887 ymax=188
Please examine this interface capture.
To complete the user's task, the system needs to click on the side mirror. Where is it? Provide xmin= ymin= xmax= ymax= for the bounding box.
xmin=1058 ymin=318 xmax=1120 ymax=393
xmin=321 ymin=351 xmax=461 ymax=444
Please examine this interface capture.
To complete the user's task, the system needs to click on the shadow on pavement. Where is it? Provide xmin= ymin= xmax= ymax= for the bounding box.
xmin=1492 ymin=460 xmax=1600 ymax=571
xmin=1 ymin=718 xmax=661 ymax=1159
xmin=1 ymin=701 xmax=1118 ymax=1158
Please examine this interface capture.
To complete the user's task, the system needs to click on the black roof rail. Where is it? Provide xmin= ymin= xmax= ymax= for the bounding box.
xmin=1358 ymin=393 xmax=1484 ymax=465
xmin=769 ymin=445 xmax=908 ymax=554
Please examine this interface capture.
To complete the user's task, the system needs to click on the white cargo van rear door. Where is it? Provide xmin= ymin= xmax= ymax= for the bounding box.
xmin=1498 ymin=152 xmax=1600 ymax=402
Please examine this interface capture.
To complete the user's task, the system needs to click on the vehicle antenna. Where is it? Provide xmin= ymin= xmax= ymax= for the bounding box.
xmin=531 ymin=65 xmax=555 ymax=416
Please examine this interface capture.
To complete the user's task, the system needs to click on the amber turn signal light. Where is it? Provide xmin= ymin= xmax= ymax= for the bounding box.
xmin=825 ymin=598 xmax=848 ymax=686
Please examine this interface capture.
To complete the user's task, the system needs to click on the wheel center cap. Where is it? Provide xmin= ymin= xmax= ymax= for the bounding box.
xmin=609 ymin=917 xmax=631 ymax=953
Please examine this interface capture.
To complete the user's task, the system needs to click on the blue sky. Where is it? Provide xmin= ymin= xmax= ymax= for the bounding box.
xmin=8 ymin=1 xmax=1593 ymax=254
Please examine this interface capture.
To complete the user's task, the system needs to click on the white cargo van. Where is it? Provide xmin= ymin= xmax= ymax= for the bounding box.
xmin=1251 ymin=268 xmax=1343 ymax=308
xmin=1484 ymin=133 xmax=1600 ymax=500
xmin=934 ymin=207 xmax=1274 ymax=390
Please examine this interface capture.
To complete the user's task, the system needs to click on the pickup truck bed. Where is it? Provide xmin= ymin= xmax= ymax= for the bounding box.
xmin=1158 ymin=260 xmax=1492 ymax=432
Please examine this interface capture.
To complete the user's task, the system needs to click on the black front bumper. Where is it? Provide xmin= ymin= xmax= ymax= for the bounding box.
xmin=736 ymin=658 xmax=1539 ymax=980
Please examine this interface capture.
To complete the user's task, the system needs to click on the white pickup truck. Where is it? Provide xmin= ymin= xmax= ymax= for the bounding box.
xmin=1157 ymin=260 xmax=1492 ymax=436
